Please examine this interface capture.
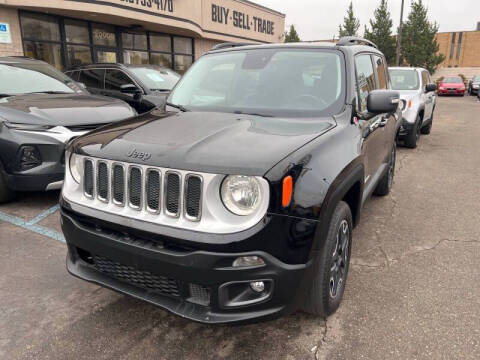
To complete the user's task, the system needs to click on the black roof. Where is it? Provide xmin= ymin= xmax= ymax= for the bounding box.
xmin=67 ymin=63 xmax=171 ymax=71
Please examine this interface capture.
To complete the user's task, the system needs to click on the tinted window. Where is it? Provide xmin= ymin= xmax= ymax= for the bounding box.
xmin=355 ymin=55 xmax=376 ymax=113
xmin=79 ymin=69 xmax=105 ymax=88
xmin=373 ymin=56 xmax=387 ymax=89
xmin=65 ymin=19 xmax=89 ymax=44
xmin=105 ymin=70 xmax=134 ymax=91
xmin=389 ymin=69 xmax=420 ymax=90
xmin=92 ymin=24 xmax=116 ymax=46
xmin=20 ymin=13 xmax=60 ymax=41
xmin=169 ymin=49 xmax=345 ymax=117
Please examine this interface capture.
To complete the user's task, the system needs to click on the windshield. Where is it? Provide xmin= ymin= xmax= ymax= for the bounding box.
xmin=443 ymin=77 xmax=463 ymax=83
xmin=473 ymin=76 xmax=480 ymax=82
xmin=0 ymin=62 xmax=80 ymax=95
xmin=168 ymin=48 xmax=345 ymax=117
xmin=389 ymin=69 xmax=420 ymax=90
xmin=129 ymin=67 xmax=181 ymax=91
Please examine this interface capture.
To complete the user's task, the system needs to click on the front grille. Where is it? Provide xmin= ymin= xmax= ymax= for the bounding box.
xmin=92 ymin=255 xmax=181 ymax=297
xmin=81 ymin=158 xmax=203 ymax=221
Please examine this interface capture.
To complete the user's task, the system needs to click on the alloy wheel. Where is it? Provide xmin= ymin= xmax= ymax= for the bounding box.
xmin=329 ymin=220 xmax=350 ymax=299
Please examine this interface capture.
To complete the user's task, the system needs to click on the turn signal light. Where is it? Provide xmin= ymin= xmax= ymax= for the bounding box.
xmin=407 ymin=100 xmax=412 ymax=109
xmin=282 ymin=175 xmax=293 ymax=207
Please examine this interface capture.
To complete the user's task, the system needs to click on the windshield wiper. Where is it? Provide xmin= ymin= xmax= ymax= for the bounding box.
xmin=0 ymin=93 xmax=13 ymax=98
xmin=27 ymin=91 xmax=72 ymax=95
xmin=233 ymin=110 xmax=274 ymax=117
xmin=166 ymin=102 xmax=189 ymax=112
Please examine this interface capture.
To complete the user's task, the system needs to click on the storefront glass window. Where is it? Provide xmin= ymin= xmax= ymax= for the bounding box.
xmin=173 ymin=37 xmax=192 ymax=54
xmin=97 ymin=50 xmax=118 ymax=63
xmin=150 ymin=34 xmax=171 ymax=52
xmin=67 ymin=45 xmax=92 ymax=66
xmin=150 ymin=52 xmax=172 ymax=68
xmin=65 ymin=19 xmax=90 ymax=44
xmin=92 ymin=24 xmax=117 ymax=47
xmin=123 ymin=50 xmax=149 ymax=65
xmin=122 ymin=33 xmax=148 ymax=51
xmin=174 ymin=55 xmax=193 ymax=74
xmin=23 ymin=41 xmax=63 ymax=70
xmin=20 ymin=13 xmax=60 ymax=41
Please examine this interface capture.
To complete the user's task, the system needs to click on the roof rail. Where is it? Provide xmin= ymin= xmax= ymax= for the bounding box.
xmin=337 ymin=36 xmax=378 ymax=49
xmin=210 ymin=42 xmax=254 ymax=51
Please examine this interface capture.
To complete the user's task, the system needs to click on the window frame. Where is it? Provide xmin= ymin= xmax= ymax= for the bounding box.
xmin=354 ymin=52 xmax=379 ymax=116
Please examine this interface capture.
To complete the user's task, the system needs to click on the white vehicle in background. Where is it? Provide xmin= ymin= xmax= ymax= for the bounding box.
xmin=389 ymin=67 xmax=437 ymax=148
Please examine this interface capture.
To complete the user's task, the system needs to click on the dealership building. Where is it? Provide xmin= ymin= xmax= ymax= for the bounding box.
xmin=0 ymin=0 xmax=285 ymax=73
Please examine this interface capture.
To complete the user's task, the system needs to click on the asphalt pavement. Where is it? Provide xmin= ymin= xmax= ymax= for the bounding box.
xmin=0 ymin=95 xmax=479 ymax=360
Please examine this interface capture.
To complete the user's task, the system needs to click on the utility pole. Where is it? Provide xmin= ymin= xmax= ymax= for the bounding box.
xmin=395 ymin=0 xmax=405 ymax=66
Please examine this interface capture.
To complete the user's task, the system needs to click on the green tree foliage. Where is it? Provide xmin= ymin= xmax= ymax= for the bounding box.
xmin=339 ymin=2 xmax=360 ymax=37
xmin=364 ymin=0 xmax=396 ymax=64
xmin=401 ymin=0 xmax=445 ymax=73
xmin=284 ymin=25 xmax=301 ymax=43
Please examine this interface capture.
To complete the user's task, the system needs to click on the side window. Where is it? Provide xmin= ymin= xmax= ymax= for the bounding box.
xmin=105 ymin=70 xmax=135 ymax=91
xmin=78 ymin=69 xmax=105 ymax=88
xmin=355 ymin=54 xmax=377 ymax=113
xmin=421 ymin=71 xmax=429 ymax=88
xmin=373 ymin=56 xmax=387 ymax=89
xmin=65 ymin=71 xmax=79 ymax=81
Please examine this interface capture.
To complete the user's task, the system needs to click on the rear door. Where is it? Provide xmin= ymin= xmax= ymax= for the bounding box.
xmin=422 ymin=70 xmax=434 ymax=120
xmin=78 ymin=68 xmax=105 ymax=95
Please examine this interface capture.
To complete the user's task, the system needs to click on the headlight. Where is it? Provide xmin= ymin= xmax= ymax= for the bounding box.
xmin=221 ymin=175 xmax=262 ymax=216
xmin=69 ymin=152 xmax=82 ymax=184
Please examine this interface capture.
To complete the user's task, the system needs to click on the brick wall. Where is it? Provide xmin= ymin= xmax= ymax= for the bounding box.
xmin=0 ymin=6 xmax=23 ymax=57
xmin=194 ymin=38 xmax=222 ymax=59
xmin=437 ymin=30 xmax=480 ymax=68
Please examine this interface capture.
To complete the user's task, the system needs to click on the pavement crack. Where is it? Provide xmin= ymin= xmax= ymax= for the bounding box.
xmin=312 ymin=318 xmax=328 ymax=360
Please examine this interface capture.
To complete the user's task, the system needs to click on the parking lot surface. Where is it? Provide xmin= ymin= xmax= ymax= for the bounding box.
xmin=1 ymin=96 xmax=479 ymax=360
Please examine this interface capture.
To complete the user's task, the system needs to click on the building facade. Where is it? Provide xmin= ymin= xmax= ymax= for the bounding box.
xmin=436 ymin=29 xmax=480 ymax=68
xmin=0 ymin=0 xmax=285 ymax=73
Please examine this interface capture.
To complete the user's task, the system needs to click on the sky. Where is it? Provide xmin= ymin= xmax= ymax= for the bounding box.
xmin=258 ymin=0 xmax=480 ymax=41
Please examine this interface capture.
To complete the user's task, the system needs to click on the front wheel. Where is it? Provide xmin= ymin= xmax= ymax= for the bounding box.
xmin=374 ymin=144 xmax=396 ymax=196
xmin=404 ymin=115 xmax=421 ymax=148
xmin=303 ymin=201 xmax=352 ymax=317
xmin=0 ymin=170 xmax=16 ymax=204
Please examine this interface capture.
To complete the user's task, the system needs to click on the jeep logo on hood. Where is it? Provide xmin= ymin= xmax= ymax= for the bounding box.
xmin=126 ymin=148 xmax=151 ymax=161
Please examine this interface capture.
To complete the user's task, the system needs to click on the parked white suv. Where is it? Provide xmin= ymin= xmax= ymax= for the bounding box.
xmin=389 ymin=67 xmax=437 ymax=148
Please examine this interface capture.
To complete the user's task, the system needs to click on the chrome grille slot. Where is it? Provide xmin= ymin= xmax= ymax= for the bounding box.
xmin=128 ymin=167 xmax=142 ymax=209
xmin=146 ymin=169 xmax=161 ymax=213
xmin=185 ymin=175 xmax=202 ymax=221
xmin=112 ymin=164 xmax=125 ymax=205
xmin=84 ymin=159 xmax=94 ymax=198
xmin=97 ymin=161 xmax=109 ymax=202
xmin=165 ymin=172 xmax=181 ymax=217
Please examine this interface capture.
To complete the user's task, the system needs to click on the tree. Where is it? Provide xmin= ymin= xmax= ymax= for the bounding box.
xmin=401 ymin=0 xmax=445 ymax=73
xmin=339 ymin=2 xmax=360 ymax=37
xmin=364 ymin=0 xmax=396 ymax=64
xmin=284 ymin=25 xmax=301 ymax=43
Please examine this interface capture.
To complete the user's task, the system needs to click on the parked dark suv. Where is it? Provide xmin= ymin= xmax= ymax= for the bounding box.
xmin=61 ymin=38 xmax=401 ymax=323
xmin=0 ymin=57 xmax=136 ymax=203
xmin=66 ymin=64 xmax=181 ymax=114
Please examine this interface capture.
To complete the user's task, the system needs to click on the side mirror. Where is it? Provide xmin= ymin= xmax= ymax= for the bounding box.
xmin=120 ymin=83 xmax=141 ymax=94
xmin=367 ymin=90 xmax=400 ymax=114
xmin=425 ymin=83 xmax=437 ymax=93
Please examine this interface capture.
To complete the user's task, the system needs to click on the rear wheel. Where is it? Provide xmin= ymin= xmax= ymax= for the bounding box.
xmin=404 ymin=115 xmax=421 ymax=148
xmin=0 ymin=170 xmax=16 ymax=204
xmin=303 ymin=201 xmax=352 ymax=317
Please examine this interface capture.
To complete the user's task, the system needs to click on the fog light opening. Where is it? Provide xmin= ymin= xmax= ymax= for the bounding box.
xmin=250 ymin=281 xmax=265 ymax=293
xmin=232 ymin=256 xmax=265 ymax=268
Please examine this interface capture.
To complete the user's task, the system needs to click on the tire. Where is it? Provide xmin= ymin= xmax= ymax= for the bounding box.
xmin=0 ymin=169 xmax=16 ymax=204
xmin=374 ymin=144 xmax=396 ymax=196
xmin=404 ymin=115 xmax=421 ymax=148
xmin=421 ymin=121 xmax=432 ymax=135
xmin=303 ymin=201 xmax=352 ymax=317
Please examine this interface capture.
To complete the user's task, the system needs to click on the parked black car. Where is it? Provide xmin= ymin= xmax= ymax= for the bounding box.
xmin=66 ymin=64 xmax=181 ymax=114
xmin=0 ymin=57 xmax=136 ymax=203
xmin=61 ymin=38 xmax=401 ymax=323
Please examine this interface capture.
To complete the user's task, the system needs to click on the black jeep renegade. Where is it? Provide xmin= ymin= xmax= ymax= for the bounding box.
xmin=61 ymin=37 xmax=401 ymax=323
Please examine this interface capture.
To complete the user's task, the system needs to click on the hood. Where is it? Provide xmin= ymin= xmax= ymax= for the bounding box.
xmin=0 ymin=93 xmax=135 ymax=126
xmin=71 ymin=110 xmax=336 ymax=176
xmin=439 ymin=82 xmax=464 ymax=88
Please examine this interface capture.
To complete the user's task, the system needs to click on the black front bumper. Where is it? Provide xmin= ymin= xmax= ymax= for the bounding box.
xmin=61 ymin=207 xmax=316 ymax=324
